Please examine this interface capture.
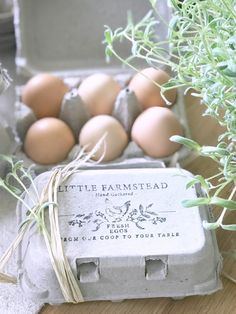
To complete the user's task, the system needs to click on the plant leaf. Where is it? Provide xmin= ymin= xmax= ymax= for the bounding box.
xmin=104 ymin=27 xmax=113 ymax=45
xmin=186 ymin=175 xmax=209 ymax=192
xmin=210 ymin=197 xmax=236 ymax=210
xmin=200 ymin=146 xmax=229 ymax=156
xmin=5 ymin=183 xmax=22 ymax=195
xmin=195 ymin=175 xmax=209 ymax=191
xmin=170 ymin=135 xmax=201 ymax=151
xmin=12 ymin=160 xmax=24 ymax=174
xmin=221 ymin=224 xmax=236 ymax=231
xmin=105 ymin=46 xmax=113 ymax=59
xmin=182 ymin=198 xmax=210 ymax=207
xmin=186 ymin=179 xmax=199 ymax=189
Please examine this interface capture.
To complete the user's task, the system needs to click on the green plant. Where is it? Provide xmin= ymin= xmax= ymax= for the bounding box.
xmin=104 ymin=0 xmax=236 ymax=231
xmin=0 ymin=155 xmax=84 ymax=302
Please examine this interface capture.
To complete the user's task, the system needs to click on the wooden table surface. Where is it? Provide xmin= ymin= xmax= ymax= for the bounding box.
xmin=41 ymin=93 xmax=236 ymax=314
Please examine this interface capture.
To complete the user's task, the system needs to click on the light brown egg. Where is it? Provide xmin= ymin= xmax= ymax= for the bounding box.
xmin=24 ymin=118 xmax=75 ymax=165
xmin=128 ymin=67 xmax=177 ymax=109
xmin=131 ymin=107 xmax=184 ymax=158
xmin=78 ymin=73 xmax=121 ymax=116
xmin=79 ymin=115 xmax=128 ymax=162
xmin=22 ymin=73 xmax=69 ymax=119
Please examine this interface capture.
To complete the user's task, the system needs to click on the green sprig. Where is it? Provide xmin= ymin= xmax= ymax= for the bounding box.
xmin=103 ymin=0 xmax=236 ymax=232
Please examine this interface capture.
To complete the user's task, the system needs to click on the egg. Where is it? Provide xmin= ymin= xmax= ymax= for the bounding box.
xmin=131 ymin=107 xmax=184 ymax=158
xmin=79 ymin=115 xmax=128 ymax=162
xmin=24 ymin=118 xmax=75 ymax=165
xmin=128 ymin=67 xmax=177 ymax=109
xmin=78 ymin=73 xmax=121 ymax=116
xmin=22 ymin=73 xmax=69 ymax=119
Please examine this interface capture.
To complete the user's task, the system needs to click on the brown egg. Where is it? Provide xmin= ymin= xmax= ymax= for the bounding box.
xmin=24 ymin=118 xmax=75 ymax=165
xmin=21 ymin=73 xmax=69 ymax=119
xmin=78 ymin=73 xmax=121 ymax=116
xmin=128 ymin=67 xmax=177 ymax=109
xmin=131 ymin=107 xmax=184 ymax=158
xmin=79 ymin=115 xmax=128 ymax=162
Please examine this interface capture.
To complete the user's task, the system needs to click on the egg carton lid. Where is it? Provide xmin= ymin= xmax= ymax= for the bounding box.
xmin=17 ymin=167 xmax=222 ymax=303
xmin=13 ymin=0 xmax=172 ymax=78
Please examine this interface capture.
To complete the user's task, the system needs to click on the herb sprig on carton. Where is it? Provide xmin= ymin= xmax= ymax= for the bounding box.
xmin=0 ymin=136 xmax=107 ymax=302
xmin=104 ymin=0 xmax=236 ymax=231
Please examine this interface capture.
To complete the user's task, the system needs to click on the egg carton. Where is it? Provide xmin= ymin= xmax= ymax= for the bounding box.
xmin=11 ymin=0 xmax=187 ymax=173
xmin=14 ymin=77 xmax=190 ymax=174
xmin=17 ymin=167 xmax=222 ymax=303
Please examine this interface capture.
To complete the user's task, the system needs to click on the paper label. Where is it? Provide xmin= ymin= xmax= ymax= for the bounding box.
xmin=39 ymin=168 xmax=206 ymax=258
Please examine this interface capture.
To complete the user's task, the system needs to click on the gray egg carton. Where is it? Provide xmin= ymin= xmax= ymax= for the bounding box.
xmin=17 ymin=167 xmax=222 ymax=303
xmin=13 ymin=0 xmax=188 ymax=173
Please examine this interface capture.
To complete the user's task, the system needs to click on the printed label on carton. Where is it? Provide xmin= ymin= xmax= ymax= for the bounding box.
xmin=50 ymin=169 xmax=205 ymax=257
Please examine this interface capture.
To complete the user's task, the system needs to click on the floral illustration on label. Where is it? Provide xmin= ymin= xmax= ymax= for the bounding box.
xmin=68 ymin=198 xmax=166 ymax=231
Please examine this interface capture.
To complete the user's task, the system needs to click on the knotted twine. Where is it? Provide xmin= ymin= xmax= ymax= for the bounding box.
xmin=0 ymin=135 xmax=107 ymax=303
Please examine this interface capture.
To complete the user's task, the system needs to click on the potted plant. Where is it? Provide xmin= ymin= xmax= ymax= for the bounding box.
xmin=104 ymin=0 xmax=236 ymax=277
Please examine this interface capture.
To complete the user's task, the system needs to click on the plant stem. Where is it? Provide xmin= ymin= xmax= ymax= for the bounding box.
xmin=217 ymin=185 xmax=236 ymax=225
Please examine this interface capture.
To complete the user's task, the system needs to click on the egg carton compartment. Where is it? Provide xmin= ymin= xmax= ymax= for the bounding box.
xmin=0 ymin=117 xmax=18 ymax=177
xmin=13 ymin=71 xmax=191 ymax=174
